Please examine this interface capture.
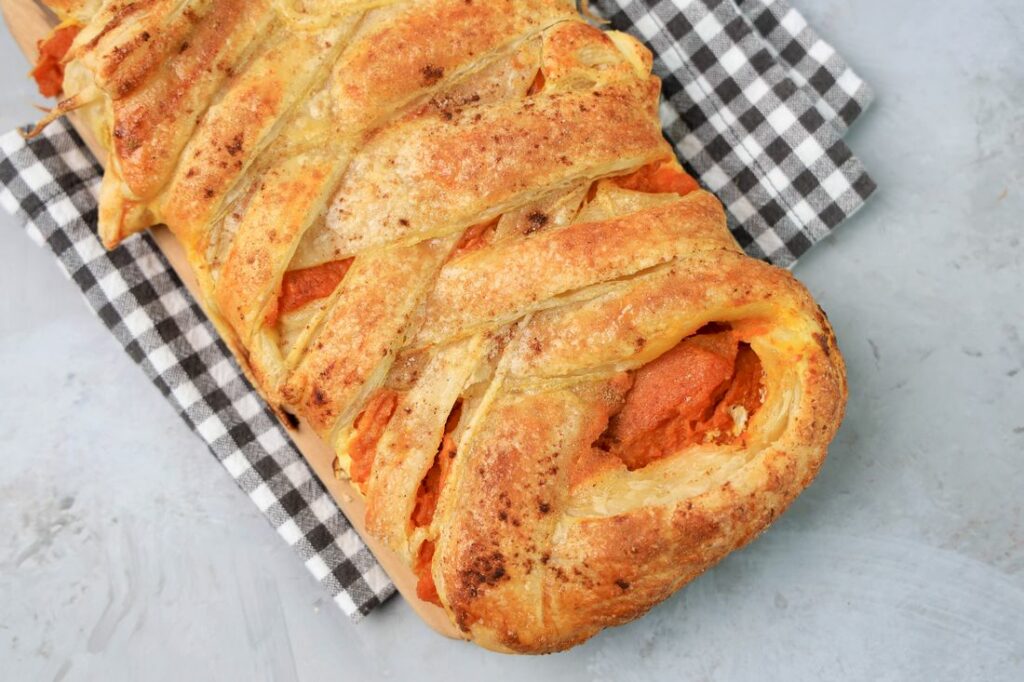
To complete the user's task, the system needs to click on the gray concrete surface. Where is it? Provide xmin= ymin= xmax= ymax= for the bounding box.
xmin=1 ymin=1 xmax=1022 ymax=680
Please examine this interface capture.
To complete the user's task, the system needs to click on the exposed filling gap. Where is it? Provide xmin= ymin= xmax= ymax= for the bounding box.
xmin=411 ymin=399 xmax=464 ymax=606
xmin=590 ymin=323 xmax=765 ymax=472
xmin=266 ymin=257 xmax=354 ymax=328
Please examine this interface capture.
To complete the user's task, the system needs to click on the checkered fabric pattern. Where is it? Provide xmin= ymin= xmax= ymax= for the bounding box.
xmin=736 ymin=0 xmax=871 ymax=133
xmin=0 ymin=0 xmax=874 ymax=622
xmin=0 ymin=120 xmax=394 ymax=621
xmin=595 ymin=0 xmax=876 ymax=264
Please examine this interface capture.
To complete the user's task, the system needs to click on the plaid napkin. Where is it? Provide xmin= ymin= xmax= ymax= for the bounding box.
xmin=0 ymin=121 xmax=393 ymax=620
xmin=0 ymin=0 xmax=873 ymax=621
xmin=596 ymin=0 xmax=875 ymax=263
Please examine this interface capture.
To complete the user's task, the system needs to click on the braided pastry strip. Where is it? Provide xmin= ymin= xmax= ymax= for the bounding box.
xmin=45 ymin=0 xmax=847 ymax=653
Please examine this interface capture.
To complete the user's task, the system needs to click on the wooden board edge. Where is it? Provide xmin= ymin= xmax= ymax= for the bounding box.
xmin=1 ymin=0 xmax=465 ymax=642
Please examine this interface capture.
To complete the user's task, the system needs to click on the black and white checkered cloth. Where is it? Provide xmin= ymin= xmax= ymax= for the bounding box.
xmin=596 ymin=0 xmax=875 ymax=263
xmin=0 ymin=0 xmax=873 ymax=620
xmin=0 ymin=122 xmax=393 ymax=620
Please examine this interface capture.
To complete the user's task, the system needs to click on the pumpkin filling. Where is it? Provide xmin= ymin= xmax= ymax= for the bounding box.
xmin=347 ymin=389 xmax=399 ymax=485
xmin=526 ymin=68 xmax=545 ymax=96
xmin=451 ymin=217 xmax=500 ymax=259
xmin=614 ymin=159 xmax=700 ymax=197
xmin=412 ymin=400 xmax=462 ymax=527
xmin=596 ymin=326 xmax=765 ymax=471
xmin=266 ymin=258 xmax=353 ymax=327
xmin=411 ymin=400 xmax=463 ymax=605
xmin=31 ymin=24 xmax=81 ymax=98
xmin=415 ymin=540 xmax=440 ymax=604
xmin=584 ymin=159 xmax=699 ymax=204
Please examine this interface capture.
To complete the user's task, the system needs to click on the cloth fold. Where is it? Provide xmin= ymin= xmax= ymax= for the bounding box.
xmin=0 ymin=0 xmax=874 ymax=620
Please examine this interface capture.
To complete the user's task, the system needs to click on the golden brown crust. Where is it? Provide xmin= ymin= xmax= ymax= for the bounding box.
xmin=157 ymin=18 xmax=348 ymax=249
xmin=97 ymin=1 xmax=273 ymax=202
xmin=413 ymin=191 xmax=737 ymax=349
xmin=53 ymin=0 xmax=848 ymax=654
xmin=41 ymin=0 xmax=99 ymax=21
xmin=435 ymin=255 xmax=846 ymax=652
xmin=329 ymin=0 xmax=574 ymax=131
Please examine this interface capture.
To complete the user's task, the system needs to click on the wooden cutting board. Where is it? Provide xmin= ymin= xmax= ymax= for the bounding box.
xmin=1 ymin=0 xmax=463 ymax=641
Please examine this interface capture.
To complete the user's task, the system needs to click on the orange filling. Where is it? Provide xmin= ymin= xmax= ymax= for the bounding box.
xmin=410 ymin=401 xmax=463 ymax=606
xmin=452 ymin=217 xmax=499 ymax=258
xmin=412 ymin=401 xmax=461 ymax=527
xmin=31 ymin=24 xmax=81 ymax=98
xmin=614 ymin=160 xmax=700 ymax=197
xmin=599 ymin=328 xmax=764 ymax=471
xmin=526 ymin=69 xmax=545 ymax=96
xmin=266 ymin=258 xmax=353 ymax=327
xmin=415 ymin=541 xmax=440 ymax=604
xmin=348 ymin=389 xmax=399 ymax=485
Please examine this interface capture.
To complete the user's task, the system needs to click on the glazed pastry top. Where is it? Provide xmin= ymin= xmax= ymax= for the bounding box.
xmin=42 ymin=0 xmax=847 ymax=653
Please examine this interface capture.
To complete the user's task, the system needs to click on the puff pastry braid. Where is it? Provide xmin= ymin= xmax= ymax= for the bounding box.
xmin=38 ymin=0 xmax=847 ymax=653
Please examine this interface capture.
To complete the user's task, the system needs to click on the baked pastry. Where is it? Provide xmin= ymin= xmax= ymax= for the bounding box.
xmin=33 ymin=0 xmax=847 ymax=653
